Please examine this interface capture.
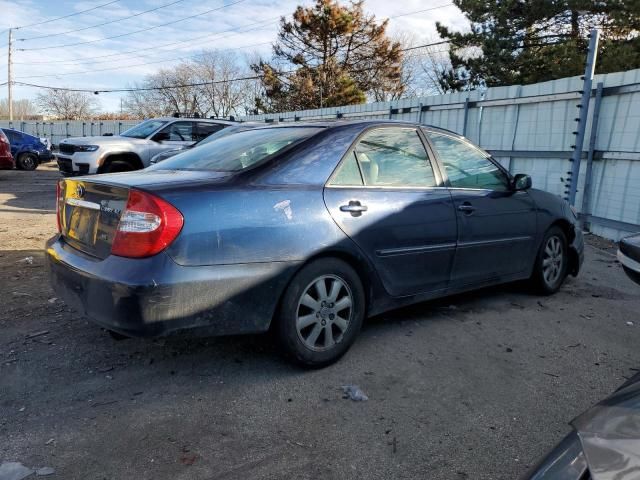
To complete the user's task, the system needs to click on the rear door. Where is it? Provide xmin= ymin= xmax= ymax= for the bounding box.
xmin=195 ymin=122 xmax=225 ymax=142
xmin=425 ymin=130 xmax=536 ymax=287
xmin=323 ymin=126 xmax=457 ymax=297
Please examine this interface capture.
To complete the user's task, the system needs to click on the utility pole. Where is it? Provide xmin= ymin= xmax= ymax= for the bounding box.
xmin=8 ymin=28 xmax=13 ymax=121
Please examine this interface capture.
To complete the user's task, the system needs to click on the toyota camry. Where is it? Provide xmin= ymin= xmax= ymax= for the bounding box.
xmin=47 ymin=120 xmax=584 ymax=366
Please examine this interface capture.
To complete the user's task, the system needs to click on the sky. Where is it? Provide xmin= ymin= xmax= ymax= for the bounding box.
xmin=0 ymin=0 xmax=468 ymax=112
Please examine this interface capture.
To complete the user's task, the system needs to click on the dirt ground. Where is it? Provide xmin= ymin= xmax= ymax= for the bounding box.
xmin=1 ymin=163 xmax=639 ymax=480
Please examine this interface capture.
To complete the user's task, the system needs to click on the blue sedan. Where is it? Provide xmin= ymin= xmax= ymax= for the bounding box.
xmin=46 ymin=120 xmax=584 ymax=366
xmin=0 ymin=128 xmax=53 ymax=170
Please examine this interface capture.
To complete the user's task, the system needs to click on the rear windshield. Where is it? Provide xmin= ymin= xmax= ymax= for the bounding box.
xmin=149 ymin=127 xmax=323 ymax=172
xmin=121 ymin=119 xmax=168 ymax=139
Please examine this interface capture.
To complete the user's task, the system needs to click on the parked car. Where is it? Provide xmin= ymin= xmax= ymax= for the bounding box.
xmin=55 ymin=117 xmax=237 ymax=176
xmin=47 ymin=120 xmax=584 ymax=366
xmin=149 ymin=122 xmax=263 ymax=165
xmin=523 ymin=371 xmax=640 ymax=479
xmin=0 ymin=129 xmax=15 ymax=169
xmin=0 ymin=128 xmax=52 ymax=170
xmin=618 ymin=233 xmax=640 ymax=285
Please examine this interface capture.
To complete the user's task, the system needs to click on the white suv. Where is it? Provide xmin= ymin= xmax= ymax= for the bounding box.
xmin=56 ymin=117 xmax=236 ymax=176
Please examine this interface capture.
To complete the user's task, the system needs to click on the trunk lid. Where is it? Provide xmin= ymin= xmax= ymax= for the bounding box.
xmin=58 ymin=170 xmax=234 ymax=259
xmin=58 ymin=179 xmax=129 ymax=259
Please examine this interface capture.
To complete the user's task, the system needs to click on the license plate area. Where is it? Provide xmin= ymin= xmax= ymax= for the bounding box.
xmin=65 ymin=198 xmax=101 ymax=245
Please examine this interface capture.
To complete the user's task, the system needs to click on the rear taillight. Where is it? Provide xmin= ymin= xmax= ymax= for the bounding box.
xmin=111 ymin=189 xmax=183 ymax=258
xmin=56 ymin=180 xmax=64 ymax=233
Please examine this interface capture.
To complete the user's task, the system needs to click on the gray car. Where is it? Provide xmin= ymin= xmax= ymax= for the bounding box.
xmin=47 ymin=120 xmax=584 ymax=366
xmin=524 ymin=372 xmax=640 ymax=479
xmin=149 ymin=123 xmax=263 ymax=165
xmin=56 ymin=117 xmax=236 ymax=176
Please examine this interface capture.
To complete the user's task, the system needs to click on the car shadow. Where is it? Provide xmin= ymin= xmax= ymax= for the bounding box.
xmin=0 ymin=165 xmax=59 ymax=214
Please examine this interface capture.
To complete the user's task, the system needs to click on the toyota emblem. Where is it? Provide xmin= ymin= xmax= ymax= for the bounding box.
xmin=75 ymin=184 xmax=85 ymax=198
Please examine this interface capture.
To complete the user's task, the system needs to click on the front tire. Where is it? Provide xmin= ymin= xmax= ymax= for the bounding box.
xmin=17 ymin=153 xmax=38 ymax=171
xmin=100 ymin=160 xmax=135 ymax=174
xmin=275 ymin=258 xmax=365 ymax=368
xmin=532 ymin=226 xmax=569 ymax=294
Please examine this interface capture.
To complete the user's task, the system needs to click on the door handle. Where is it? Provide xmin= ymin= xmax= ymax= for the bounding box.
xmin=457 ymin=202 xmax=476 ymax=214
xmin=340 ymin=201 xmax=368 ymax=217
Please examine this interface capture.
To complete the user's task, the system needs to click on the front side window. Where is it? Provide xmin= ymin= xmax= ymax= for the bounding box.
xmin=428 ymin=132 xmax=509 ymax=190
xmin=120 ymin=119 xmax=168 ymax=139
xmin=149 ymin=127 xmax=323 ymax=172
xmin=351 ymin=128 xmax=436 ymax=187
xmin=159 ymin=121 xmax=195 ymax=141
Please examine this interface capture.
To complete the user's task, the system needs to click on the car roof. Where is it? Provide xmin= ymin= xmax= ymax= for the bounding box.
xmin=153 ymin=117 xmax=238 ymax=125
xmin=242 ymin=119 xmax=462 ymax=137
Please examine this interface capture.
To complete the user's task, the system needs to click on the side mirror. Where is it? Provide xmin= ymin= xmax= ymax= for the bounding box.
xmin=513 ymin=173 xmax=532 ymax=191
xmin=152 ymin=132 xmax=170 ymax=142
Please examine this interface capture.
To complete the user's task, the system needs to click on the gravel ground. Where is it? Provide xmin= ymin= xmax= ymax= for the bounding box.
xmin=0 ymin=164 xmax=638 ymax=480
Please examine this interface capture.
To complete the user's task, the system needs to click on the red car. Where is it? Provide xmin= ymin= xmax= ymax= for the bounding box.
xmin=0 ymin=129 xmax=15 ymax=169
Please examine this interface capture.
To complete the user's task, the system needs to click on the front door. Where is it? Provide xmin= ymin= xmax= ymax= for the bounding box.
xmin=426 ymin=130 xmax=537 ymax=287
xmin=323 ymin=127 xmax=457 ymax=297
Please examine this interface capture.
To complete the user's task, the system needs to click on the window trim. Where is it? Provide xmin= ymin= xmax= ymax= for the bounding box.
xmin=422 ymin=128 xmax=513 ymax=192
xmin=326 ymin=125 xmax=446 ymax=191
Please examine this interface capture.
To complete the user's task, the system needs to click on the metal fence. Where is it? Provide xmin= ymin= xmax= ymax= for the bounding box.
xmin=1 ymin=69 xmax=639 ymax=240
xmin=0 ymin=120 xmax=140 ymax=147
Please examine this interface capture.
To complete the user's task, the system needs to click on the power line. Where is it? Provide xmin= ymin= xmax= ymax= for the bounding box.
xmin=387 ymin=3 xmax=455 ymax=19
xmin=18 ymin=0 xmax=248 ymax=51
xmin=13 ymin=71 xmax=295 ymax=93
xmin=17 ymin=0 xmax=187 ymax=42
xmin=13 ymin=0 xmax=120 ymax=31
xmin=13 ymin=18 xmax=279 ymax=66
xmin=14 ymin=19 xmax=278 ymax=65
xmin=14 ymin=40 xmax=274 ymax=80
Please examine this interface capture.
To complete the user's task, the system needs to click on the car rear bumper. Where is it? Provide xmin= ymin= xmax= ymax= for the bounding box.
xmin=569 ymin=226 xmax=585 ymax=276
xmin=0 ymin=154 xmax=14 ymax=169
xmin=46 ymin=235 xmax=299 ymax=338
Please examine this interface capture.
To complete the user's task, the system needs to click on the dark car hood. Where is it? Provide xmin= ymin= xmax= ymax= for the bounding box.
xmin=571 ymin=374 xmax=640 ymax=480
xmin=77 ymin=169 xmax=235 ymax=189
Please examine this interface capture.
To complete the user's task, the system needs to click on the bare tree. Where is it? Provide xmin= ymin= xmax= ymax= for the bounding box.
xmin=192 ymin=50 xmax=252 ymax=118
xmin=123 ymin=51 xmax=252 ymax=118
xmin=35 ymin=89 xmax=99 ymax=120
xmin=0 ymin=98 xmax=40 ymax=120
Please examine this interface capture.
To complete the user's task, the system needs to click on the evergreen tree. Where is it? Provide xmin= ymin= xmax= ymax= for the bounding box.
xmin=253 ymin=0 xmax=403 ymax=112
xmin=436 ymin=0 xmax=640 ymax=90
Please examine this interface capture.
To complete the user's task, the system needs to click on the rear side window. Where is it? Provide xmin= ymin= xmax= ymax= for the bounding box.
xmin=195 ymin=122 xmax=225 ymax=141
xmin=160 ymin=121 xmax=195 ymax=141
xmin=333 ymin=128 xmax=436 ymax=188
xmin=4 ymin=130 xmax=21 ymax=143
xmin=149 ymin=127 xmax=323 ymax=172
xmin=428 ymin=132 xmax=509 ymax=191
xmin=331 ymin=153 xmax=364 ymax=186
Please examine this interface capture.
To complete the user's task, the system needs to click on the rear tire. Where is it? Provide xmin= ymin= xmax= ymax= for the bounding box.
xmin=275 ymin=258 xmax=365 ymax=368
xmin=17 ymin=153 xmax=38 ymax=171
xmin=531 ymin=226 xmax=569 ymax=295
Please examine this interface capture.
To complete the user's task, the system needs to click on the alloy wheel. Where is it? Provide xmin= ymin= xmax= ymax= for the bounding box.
xmin=296 ymin=274 xmax=353 ymax=352
xmin=542 ymin=235 xmax=564 ymax=286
